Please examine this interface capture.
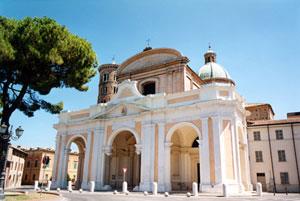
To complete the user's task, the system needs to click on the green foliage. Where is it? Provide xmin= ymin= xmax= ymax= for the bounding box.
xmin=0 ymin=16 xmax=98 ymax=124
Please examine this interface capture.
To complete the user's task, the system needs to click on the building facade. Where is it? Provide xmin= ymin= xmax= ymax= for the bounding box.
xmin=51 ymin=47 xmax=252 ymax=194
xmin=22 ymin=147 xmax=78 ymax=186
xmin=5 ymin=145 xmax=27 ymax=189
xmin=247 ymin=110 xmax=300 ymax=193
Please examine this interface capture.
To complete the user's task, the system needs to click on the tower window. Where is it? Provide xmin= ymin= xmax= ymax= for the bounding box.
xmin=103 ymin=73 xmax=109 ymax=82
xmin=103 ymin=87 xmax=107 ymax=95
xmin=142 ymin=82 xmax=155 ymax=95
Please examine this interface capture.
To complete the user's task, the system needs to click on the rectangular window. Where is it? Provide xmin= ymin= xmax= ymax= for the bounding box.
xmin=255 ymin=151 xmax=263 ymax=162
xmin=280 ymin=172 xmax=289 ymax=184
xmin=34 ymin=160 xmax=38 ymax=167
xmin=253 ymin=131 xmax=261 ymax=141
xmin=114 ymin=87 xmax=117 ymax=93
xmin=27 ymin=161 xmax=30 ymax=168
xmin=278 ymin=150 xmax=286 ymax=162
xmin=73 ymin=161 xmax=78 ymax=169
xmin=276 ymin=130 xmax=283 ymax=140
xmin=103 ymin=87 xmax=107 ymax=95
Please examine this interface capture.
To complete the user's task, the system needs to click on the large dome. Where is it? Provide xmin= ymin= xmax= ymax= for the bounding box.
xmin=198 ymin=62 xmax=231 ymax=80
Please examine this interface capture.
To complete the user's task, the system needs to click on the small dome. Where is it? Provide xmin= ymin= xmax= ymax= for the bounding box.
xmin=198 ymin=62 xmax=231 ymax=80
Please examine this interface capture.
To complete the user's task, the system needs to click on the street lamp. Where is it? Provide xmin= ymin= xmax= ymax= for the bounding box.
xmin=0 ymin=124 xmax=24 ymax=140
xmin=0 ymin=123 xmax=24 ymax=200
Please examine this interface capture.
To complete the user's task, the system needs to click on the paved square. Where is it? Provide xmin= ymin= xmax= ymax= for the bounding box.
xmin=60 ymin=191 xmax=300 ymax=201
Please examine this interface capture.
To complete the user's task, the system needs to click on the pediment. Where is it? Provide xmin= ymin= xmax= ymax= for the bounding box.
xmin=111 ymin=79 xmax=143 ymax=102
xmin=93 ymin=103 xmax=150 ymax=119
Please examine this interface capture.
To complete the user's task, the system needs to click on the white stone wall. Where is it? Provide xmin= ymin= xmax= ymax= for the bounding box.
xmin=51 ymin=80 xmax=248 ymax=194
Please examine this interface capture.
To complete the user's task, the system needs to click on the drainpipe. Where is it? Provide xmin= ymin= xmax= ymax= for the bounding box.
xmin=291 ymin=123 xmax=300 ymax=193
xmin=267 ymin=125 xmax=276 ymax=192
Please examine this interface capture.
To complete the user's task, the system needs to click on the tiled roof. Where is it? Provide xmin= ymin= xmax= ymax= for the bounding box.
xmin=248 ymin=118 xmax=300 ymax=126
xmin=245 ymin=103 xmax=275 ymax=115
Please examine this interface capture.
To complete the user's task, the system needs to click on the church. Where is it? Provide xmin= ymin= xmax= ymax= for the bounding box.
xmin=50 ymin=46 xmax=252 ymax=194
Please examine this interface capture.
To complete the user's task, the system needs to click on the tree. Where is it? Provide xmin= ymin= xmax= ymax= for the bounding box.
xmin=0 ymin=16 xmax=97 ymax=193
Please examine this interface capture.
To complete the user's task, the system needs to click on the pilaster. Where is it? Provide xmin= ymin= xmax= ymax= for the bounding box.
xmin=81 ymin=130 xmax=92 ymax=190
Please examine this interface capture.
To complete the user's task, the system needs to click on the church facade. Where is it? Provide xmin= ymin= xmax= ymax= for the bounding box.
xmin=51 ymin=47 xmax=252 ymax=194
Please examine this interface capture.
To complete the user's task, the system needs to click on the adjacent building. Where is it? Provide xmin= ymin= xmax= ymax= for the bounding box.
xmin=22 ymin=147 xmax=79 ymax=186
xmin=247 ymin=105 xmax=300 ymax=193
xmin=5 ymin=145 xmax=27 ymax=189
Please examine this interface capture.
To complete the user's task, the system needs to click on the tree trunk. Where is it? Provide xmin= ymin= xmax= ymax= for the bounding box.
xmin=0 ymin=137 xmax=10 ymax=193
xmin=0 ymin=110 xmax=11 ymax=195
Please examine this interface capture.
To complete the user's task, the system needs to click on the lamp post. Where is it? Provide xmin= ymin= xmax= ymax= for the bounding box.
xmin=0 ymin=124 xmax=24 ymax=200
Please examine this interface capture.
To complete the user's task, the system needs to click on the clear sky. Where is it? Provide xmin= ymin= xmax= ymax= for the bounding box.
xmin=1 ymin=0 xmax=299 ymax=148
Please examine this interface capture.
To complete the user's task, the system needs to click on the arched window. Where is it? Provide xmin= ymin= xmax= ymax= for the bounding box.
xmin=142 ymin=82 xmax=155 ymax=95
xmin=192 ymin=137 xmax=199 ymax=148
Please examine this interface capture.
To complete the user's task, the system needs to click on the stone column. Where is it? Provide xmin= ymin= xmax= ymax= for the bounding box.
xmin=200 ymin=118 xmax=210 ymax=187
xmin=56 ymin=134 xmax=67 ymax=188
xmin=102 ymin=146 xmax=112 ymax=188
xmin=243 ymin=125 xmax=252 ymax=191
xmin=61 ymin=146 xmax=70 ymax=188
xmin=81 ymin=130 xmax=92 ymax=190
xmin=94 ymin=127 xmax=105 ymax=190
xmin=197 ymin=139 xmax=203 ymax=192
xmin=134 ymin=144 xmax=142 ymax=188
xmin=139 ymin=123 xmax=155 ymax=191
xmin=157 ymin=123 xmax=165 ymax=192
xmin=164 ymin=142 xmax=172 ymax=192
xmin=51 ymin=134 xmax=61 ymax=188
xmin=212 ymin=116 xmax=222 ymax=186
xmin=232 ymin=117 xmax=243 ymax=192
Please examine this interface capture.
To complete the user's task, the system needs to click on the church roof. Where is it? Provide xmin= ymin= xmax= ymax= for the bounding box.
xmin=198 ymin=62 xmax=231 ymax=80
xmin=118 ymin=48 xmax=184 ymax=75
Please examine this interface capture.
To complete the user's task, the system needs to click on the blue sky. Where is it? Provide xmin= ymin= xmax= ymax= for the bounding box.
xmin=1 ymin=0 xmax=299 ymax=148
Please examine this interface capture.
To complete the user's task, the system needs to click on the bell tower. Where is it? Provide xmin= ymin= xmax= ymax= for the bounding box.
xmin=97 ymin=62 xmax=119 ymax=103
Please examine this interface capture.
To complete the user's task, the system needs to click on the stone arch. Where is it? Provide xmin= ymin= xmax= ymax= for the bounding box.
xmin=104 ymin=128 xmax=141 ymax=190
xmin=165 ymin=121 xmax=202 ymax=191
xmin=166 ymin=121 xmax=202 ymax=143
xmin=107 ymin=127 xmax=141 ymax=147
xmin=66 ymin=134 xmax=87 ymax=152
xmin=63 ymin=134 xmax=86 ymax=189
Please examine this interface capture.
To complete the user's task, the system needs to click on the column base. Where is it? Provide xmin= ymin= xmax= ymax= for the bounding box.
xmin=201 ymin=183 xmax=241 ymax=194
xmin=81 ymin=181 xmax=89 ymax=190
xmin=0 ymin=193 xmax=5 ymax=200
xmin=139 ymin=182 xmax=151 ymax=192
xmin=50 ymin=180 xmax=58 ymax=190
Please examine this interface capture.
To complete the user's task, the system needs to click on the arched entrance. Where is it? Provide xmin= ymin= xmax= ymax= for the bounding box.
xmin=104 ymin=130 xmax=141 ymax=190
xmin=64 ymin=136 xmax=85 ymax=189
xmin=167 ymin=123 xmax=201 ymax=191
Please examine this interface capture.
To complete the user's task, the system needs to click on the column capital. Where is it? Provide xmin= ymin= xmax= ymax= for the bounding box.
xmin=164 ymin=142 xmax=173 ymax=148
xmin=196 ymin=139 xmax=203 ymax=147
xmin=103 ymin=146 xmax=112 ymax=155
xmin=135 ymin=144 xmax=142 ymax=155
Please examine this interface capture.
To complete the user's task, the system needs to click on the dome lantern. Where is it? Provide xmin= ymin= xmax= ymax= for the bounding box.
xmin=204 ymin=45 xmax=216 ymax=63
